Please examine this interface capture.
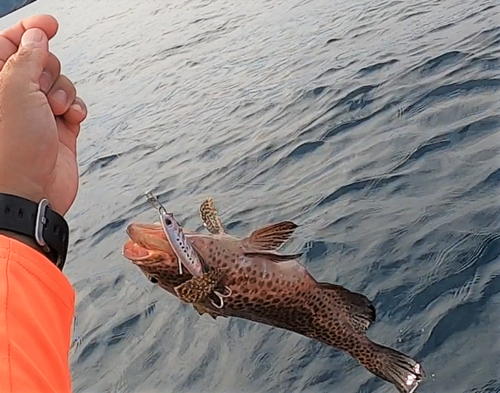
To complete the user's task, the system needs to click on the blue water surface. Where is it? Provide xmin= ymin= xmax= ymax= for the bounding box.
xmin=2 ymin=0 xmax=500 ymax=392
xmin=0 ymin=0 xmax=38 ymax=18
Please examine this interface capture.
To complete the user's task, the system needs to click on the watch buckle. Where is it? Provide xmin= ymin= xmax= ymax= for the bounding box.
xmin=35 ymin=198 xmax=51 ymax=253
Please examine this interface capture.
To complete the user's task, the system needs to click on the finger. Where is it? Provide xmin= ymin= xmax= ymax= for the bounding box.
xmin=0 ymin=14 xmax=58 ymax=69
xmin=38 ymin=51 xmax=61 ymax=94
xmin=56 ymin=117 xmax=79 ymax=156
xmin=61 ymin=97 xmax=87 ymax=131
xmin=1 ymin=28 xmax=49 ymax=88
xmin=47 ymin=74 xmax=76 ymax=116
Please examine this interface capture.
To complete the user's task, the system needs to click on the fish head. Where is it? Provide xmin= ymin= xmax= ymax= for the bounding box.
xmin=122 ymin=222 xmax=181 ymax=283
xmin=123 ymin=222 xmax=172 ymax=258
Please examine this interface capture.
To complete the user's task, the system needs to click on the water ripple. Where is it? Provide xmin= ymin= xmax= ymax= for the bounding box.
xmin=2 ymin=0 xmax=497 ymax=391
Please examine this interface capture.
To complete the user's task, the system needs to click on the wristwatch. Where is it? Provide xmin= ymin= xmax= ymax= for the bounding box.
xmin=0 ymin=193 xmax=69 ymax=270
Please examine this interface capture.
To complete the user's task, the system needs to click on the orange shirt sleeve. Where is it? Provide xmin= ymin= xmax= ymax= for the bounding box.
xmin=0 ymin=235 xmax=75 ymax=393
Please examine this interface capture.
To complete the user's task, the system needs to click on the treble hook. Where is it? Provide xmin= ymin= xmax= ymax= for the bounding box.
xmin=210 ymin=294 xmax=224 ymax=309
xmin=210 ymin=286 xmax=232 ymax=309
xmin=215 ymin=286 xmax=232 ymax=298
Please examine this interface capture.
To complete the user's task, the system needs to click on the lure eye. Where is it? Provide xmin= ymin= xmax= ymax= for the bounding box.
xmin=164 ymin=218 xmax=172 ymax=226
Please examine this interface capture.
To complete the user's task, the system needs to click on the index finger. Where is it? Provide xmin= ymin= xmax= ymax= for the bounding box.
xmin=0 ymin=14 xmax=58 ymax=68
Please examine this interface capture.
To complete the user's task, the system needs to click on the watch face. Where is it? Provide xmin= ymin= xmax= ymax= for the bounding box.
xmin=0 ymin=0 xmax=39 ymax=19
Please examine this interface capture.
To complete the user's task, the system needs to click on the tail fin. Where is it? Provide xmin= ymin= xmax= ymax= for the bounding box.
xmin=364 ymin=343 xmax=425 ymax=393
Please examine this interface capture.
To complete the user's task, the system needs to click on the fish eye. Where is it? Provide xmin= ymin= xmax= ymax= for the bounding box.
xmin=148 ymin=275 xmax=159 ymax=284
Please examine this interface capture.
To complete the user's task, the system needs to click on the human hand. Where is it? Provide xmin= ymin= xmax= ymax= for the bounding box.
xmin=0 ymin=14 xmax=87 ymax=216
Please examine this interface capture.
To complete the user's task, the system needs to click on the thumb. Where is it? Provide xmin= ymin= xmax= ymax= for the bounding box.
xmin=4 ymin=28 xmax=49 ymax=84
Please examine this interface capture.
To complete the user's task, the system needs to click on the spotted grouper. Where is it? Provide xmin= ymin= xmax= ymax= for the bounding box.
xmin=122 ymin=197 xmax=425 ymax=393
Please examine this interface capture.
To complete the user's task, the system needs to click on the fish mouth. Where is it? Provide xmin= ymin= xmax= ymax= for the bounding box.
xmin=122 ymin=222 xmax=173 ymax=264
xmin=122 ymin=239 xmax=155 ymax=263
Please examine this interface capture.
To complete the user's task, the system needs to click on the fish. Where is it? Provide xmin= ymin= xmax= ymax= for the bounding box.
xmin=122 ymin=197 xmax=425 ymax=393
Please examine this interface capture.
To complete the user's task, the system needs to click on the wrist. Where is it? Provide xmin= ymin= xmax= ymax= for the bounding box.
xmin=0 ymin=229 xmax=46 ymax=255
xmin=0 ymin=193 xmax=69 ymax=270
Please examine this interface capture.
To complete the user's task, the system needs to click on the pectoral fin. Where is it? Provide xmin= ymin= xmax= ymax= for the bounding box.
xmin=174 ymin=269 xmax=225 ymax=305
xmin=174 ymin=275 xmax=213 ymax=304
xmin=199 ymin=197 xmax=226 ymax=234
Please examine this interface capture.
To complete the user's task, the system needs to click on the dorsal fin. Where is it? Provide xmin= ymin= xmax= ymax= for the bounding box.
xmin=243 ymin=251 xmax=303 ymax=263
xmin=317 ymin=282 xmax=376 ymax=334
xmin=244 ymin=221 xmax=299 ymax=251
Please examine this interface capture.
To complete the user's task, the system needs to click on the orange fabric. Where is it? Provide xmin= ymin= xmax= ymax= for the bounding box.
xmin=0 ymin=235 xmax=75 ymax=393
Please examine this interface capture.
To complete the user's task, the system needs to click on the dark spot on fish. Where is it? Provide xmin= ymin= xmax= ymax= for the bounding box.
xmin=249 ymin=277 xmax=256 ymax=284
xmin=245 ymin=266 xmax=251 ymax=273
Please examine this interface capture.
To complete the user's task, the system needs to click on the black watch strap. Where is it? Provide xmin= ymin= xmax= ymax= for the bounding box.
xmin=0 ymin=193 xmax=69 ymax=270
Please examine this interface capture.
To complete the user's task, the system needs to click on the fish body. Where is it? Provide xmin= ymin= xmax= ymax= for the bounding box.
xmin=122 ymin=198 xmax=425 ymax=393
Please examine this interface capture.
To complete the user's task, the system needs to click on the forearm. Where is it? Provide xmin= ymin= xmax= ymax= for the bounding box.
xmin=0 ymin=233 xmax=75 ymax=393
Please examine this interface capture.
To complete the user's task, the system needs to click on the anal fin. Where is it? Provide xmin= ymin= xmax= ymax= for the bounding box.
xmin=318 ymin=282 xmax=376 ymax=333
xmin=244 ymin=221 xmax=299 ymax=251
xmin=243 ymin=251 xmax=303 ymax=263
xmin=349 ymin=313 xmax=373 ymax=334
